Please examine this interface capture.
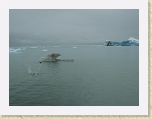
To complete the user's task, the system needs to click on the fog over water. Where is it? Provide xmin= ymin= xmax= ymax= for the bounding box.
xmin=9 ymin=9 xmax=139 ymax=47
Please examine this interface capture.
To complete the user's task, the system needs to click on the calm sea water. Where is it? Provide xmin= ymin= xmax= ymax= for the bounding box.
xmin=9 ymin=45 xmax=139 ymax=106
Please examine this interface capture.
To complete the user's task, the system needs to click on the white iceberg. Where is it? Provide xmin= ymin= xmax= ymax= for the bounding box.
xmin=9 ymin=48 xmax=22 ymax=53
xmin=104 ymin=37 xmax=139 ymax=46
xmin=30 ymin=46 xmax=38 ymax=48
xmin=53 ymin=46 xmax=58 ymax=48
xmin=42 ymin=49 xmax=48 ymax=51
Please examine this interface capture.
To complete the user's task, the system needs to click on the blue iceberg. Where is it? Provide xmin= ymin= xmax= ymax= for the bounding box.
xmin=104 ymin=37 xmax=139 ymax=46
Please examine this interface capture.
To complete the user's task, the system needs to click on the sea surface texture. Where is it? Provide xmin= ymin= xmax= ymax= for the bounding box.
xmin=9 ymin=45 xmax=139 ymax=106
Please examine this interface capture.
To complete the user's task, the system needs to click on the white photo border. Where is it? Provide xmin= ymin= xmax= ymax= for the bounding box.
xmin=0 ymin=0 xmax=148 ymax=115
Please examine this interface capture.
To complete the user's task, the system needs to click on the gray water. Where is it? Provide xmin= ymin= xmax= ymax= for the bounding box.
xmin=9 ymin=45 xmax=139 ymax=106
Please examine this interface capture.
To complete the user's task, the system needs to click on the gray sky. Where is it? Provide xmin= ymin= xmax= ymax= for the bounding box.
xmin=9 ymin=9 xmax=139 ymax=46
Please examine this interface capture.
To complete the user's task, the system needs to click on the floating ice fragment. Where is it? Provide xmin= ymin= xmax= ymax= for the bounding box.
xmin=42 ymin=49 xmax=48 ymax=51
xmin=30 ymin=46 xmax=38 ymax=48
xmin=53 ymin=46 xmax=58 ymax=47
xmin=9 ymin=48 xmax=22 ymax=53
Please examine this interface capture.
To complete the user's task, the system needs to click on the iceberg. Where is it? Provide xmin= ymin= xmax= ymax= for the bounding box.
xmin=42 ymin=49 xmax=48 ymax=51
xmin=53 ymin=46 xmax=58 ymax=48
xmin=104 ymin=37 xmax=139 ymax=46
xmin=30 ymin=46 xmax=38 ymax=48
xmin=9 ymin=48 xmax=22 ymax=53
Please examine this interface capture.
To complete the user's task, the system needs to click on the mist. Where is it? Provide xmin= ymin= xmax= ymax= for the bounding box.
xmin=9 ymin=9 xmax=139 ymax=47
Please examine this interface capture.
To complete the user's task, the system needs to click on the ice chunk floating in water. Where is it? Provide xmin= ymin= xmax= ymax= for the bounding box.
xmin=42 ymin=49 xmax=48 ymax=51
xmin=30 ymin=46 xmax=38 ymax=48
xmin=53 ymin=46 xmax=58 ymax=48
xmin=104 ymin=37 xmax=139 ymax=46
xmin=9 ymin=48 xmax=22 ymax=53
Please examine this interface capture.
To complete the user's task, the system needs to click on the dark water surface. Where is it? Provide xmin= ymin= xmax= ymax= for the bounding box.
xmin=9 ymin=45 xmax=139 ymax=106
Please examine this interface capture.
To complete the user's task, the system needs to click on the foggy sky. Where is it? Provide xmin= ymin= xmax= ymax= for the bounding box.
xmin=9 ymin=9 xmax=139 ymax=46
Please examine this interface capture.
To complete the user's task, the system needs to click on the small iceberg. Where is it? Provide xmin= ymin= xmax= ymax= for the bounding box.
xmin=9 ymin=48 xmax=22 ymax=53
xmin=53 ymin=46 xmax=58 ymax=48
xmin=30 ymin=46 xmax=38 ymax=48
xmin=72 ymin=46 xmax=77 ymax=48
xmin=42 ymin=49 xmax=48 ymax=51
